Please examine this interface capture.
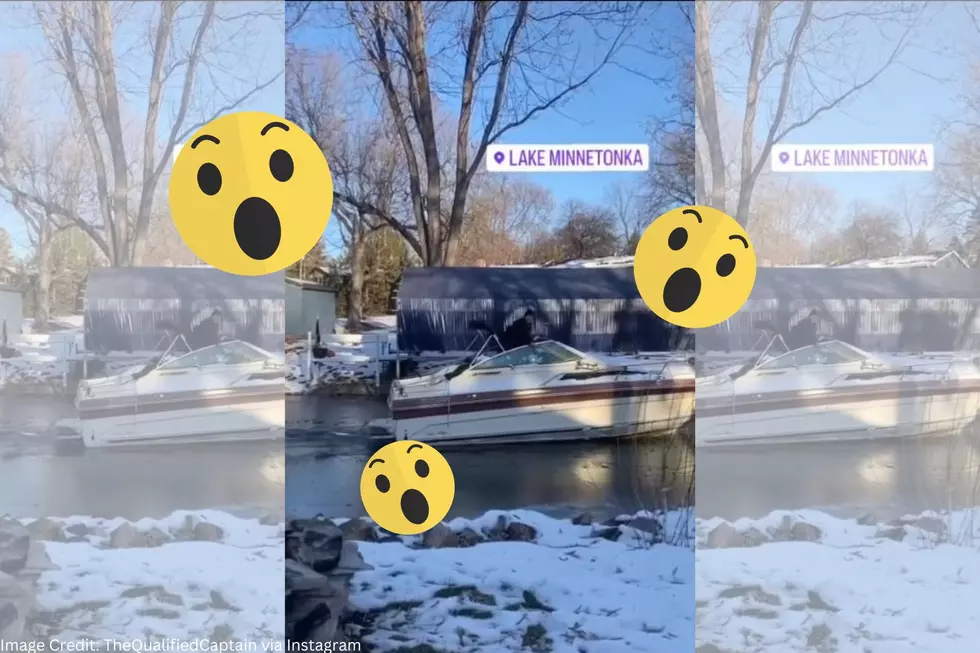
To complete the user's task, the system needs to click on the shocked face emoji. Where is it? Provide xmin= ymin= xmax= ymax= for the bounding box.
xmin=359 ymin=440 xmax=456 ymax=536
xmin=634 ymin=205 xmax=756 ymax=329
xmin=168 ymin=111 xmax=333 ymax=276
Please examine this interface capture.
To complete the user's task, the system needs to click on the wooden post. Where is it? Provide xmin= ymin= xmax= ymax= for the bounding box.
xmin=306 ymin=331 xmax=313 ymax=383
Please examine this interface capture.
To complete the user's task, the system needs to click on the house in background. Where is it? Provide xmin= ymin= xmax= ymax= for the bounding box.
xmin=83 ymin=267 xmax=284 ymax=353
xmin=285 ymin=277 xmax=336 ymax=337
xmin=0 ymin=265 xmax=20 ymax=287
xmin=0 ymin=283 xmax=23 ymax=340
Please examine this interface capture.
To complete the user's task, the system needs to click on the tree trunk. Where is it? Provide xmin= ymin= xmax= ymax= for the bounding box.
xmin=34 ymin=238 xmax=52 ymax=331
xmin=347 ymin=225 xmax=366 ymax=331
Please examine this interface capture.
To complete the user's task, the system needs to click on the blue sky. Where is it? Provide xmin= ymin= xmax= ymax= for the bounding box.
xmin=712 ymin=2 xmax=972 ymax=213
xmin=289 ymin=2 xmax=692 ymax=255
xmin=0 ymin=1 xmax=285 ymax=256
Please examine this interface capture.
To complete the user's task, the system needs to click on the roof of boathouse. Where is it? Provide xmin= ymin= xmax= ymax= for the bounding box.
xmin=398 ymin=266 xmax=980 ymax=302
xmin=85 ymin=267 xmax=284 ymax=301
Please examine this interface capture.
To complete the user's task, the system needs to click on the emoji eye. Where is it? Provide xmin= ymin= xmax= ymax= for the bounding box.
xmin=197 ymin=163 xmax=221 ymax=196
xmin=375 ymin=475 xmax=390 ymax=493
xmin=269 ymin=149 xmax=293 ymax=182
xmin=716 ymin=253 xmax=736 ymax=277
xmin=415 ymin=460 xmax=429 ymax=478
xmin=668 ymin=227 xmax=687 ymax=251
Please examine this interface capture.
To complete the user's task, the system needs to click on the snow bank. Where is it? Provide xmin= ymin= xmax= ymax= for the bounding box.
xmin=27 ymin=510 xmax=284 ymax=644
xmin=696 ymin=508 xmax=980 ymax=653
xmin=347 ymin=509 xmax=693 ymax=653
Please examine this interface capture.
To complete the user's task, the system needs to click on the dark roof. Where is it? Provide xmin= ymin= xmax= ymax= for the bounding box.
xmin=399 ymin=267 xmax=642 ymax=300
xmin=751 ymin=267 xmax=980 ymax=300
xmin=86 ymin=267 xmax=284 ymax=300
xmin=399 ymin=266 xmax=980 ymax=301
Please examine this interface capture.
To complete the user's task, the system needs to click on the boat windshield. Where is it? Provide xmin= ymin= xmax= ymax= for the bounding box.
xmin=157 ymin=341 xmax=271 ymax=371
xmin=755 ymin=341 xmax=868 ymax=371
xmin=471 ymin=341 xmax=584 ymax=370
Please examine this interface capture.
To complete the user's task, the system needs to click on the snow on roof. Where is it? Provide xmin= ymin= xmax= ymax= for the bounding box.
xmin=491 ymin=251 xmax=969 ymax=270
xmin=494 ymin=256 xmax=636 ymax=269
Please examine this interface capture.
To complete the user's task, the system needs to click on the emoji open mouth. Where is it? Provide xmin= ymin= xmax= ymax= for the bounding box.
xmin=400 ymin=488 xmax=429 ymax=525
xmin=663 ymin=267 xmax=701 ymax=313
xmin=234 ymin=197 xmax=282 ymax=261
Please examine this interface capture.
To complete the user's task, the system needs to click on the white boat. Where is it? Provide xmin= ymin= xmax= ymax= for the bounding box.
xmin=75 ymin=337 xmax=285 ymax=448
xmin=696 ymin=337 xmax=980 ymax=446
xmin=382 ymin=335 xmax=695 ymax=446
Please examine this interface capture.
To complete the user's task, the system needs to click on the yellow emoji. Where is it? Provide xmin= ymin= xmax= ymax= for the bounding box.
xmin=634 ymin=205 xmax=756 ymax=329
xmin=168 ymin=111 xmax=333 ymax=276
xmin=360 ymin=440 xmax=455 ymax=536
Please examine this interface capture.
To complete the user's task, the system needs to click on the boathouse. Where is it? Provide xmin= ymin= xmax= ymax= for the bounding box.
xmin=395 ymin=267 xmax=691 ymax=354
xmin=704 ymin=266 xmax=980 ymax=352
xmin=83 ymin=267 xmax=284 ymax=353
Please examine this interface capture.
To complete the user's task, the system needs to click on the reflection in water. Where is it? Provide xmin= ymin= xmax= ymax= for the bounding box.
xmin=0 ymin=396 xmax=284 ymax=519
xmin=285 ymin=396 xmax=693 ymax=520
xmin=698 ymin=430 xmax=980 ymax=521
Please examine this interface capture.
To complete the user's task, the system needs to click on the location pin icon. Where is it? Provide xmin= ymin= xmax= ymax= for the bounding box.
xmin=778 ymin=151 xmax=790 ymax=164
xmin=493 ymin=152 xmax=505 ymax=164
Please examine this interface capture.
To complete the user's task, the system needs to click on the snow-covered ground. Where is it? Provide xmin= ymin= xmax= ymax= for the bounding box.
xmin=696 ymin=508 xmax=980 ymax=653
xmin=346 ymin=508 xmax=693 ymax=653
xmin=26 ymin=510 xmax=284 ymax=644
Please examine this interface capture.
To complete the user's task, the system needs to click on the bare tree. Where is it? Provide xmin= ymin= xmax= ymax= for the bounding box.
xmin=695 ymin=0 xmax=924 ymax=226
xmin=605 ymin=181 xmax=644 ymax=254
xmin=287 ymin=49 xmax=404 ymax=329
xmin=2 ymin=1 xmax=282 ymax=266
xmin=331 ymin=0 xmax=646 ymax=266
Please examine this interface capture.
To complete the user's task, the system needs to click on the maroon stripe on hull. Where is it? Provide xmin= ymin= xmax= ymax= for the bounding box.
xmin=78 ymin=389 xmax=284 ymax=420
xmin=391 ymin=380 xmax=694 ymax=421
xmin=696 ymin=381 xmax=980 ymax=419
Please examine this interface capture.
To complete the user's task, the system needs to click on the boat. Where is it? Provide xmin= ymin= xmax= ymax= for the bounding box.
xmin=378 ymin=330 xmax=695 ymax=446
xmin=74 ymin=337 xmax=285 ymax=448
xmin=696 ymin=336 xmax=980 ymax=446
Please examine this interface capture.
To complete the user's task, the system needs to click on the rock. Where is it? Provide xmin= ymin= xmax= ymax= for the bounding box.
xmin=0 ymin=571 xmax=33 ymax=640
xmin=769 ymin=516 xmax=821 ymax=543
xmin=702 ymin=522 xmax=770 ymax=549
xmin=259 ymin=511 xmax=284 ymax=526
xmin=457 ymin=528 xmax=484 ymax=548
xmin=25 ymin=517 xmax=66 ymax=542
xmin=145 ymin=527 xmax=172 ymax=547
xmin=421 ymin=523 xmax=456 ymax=548
xmin=19 ymin=542 xmax=59 ymax=581
xmin=856 ymin=512 xmax=878 ymax=526
xmin=593 ymin=526 xmax=622 ymax=542
xmin=571 ymin=512 xmax=593 ymax=526
xmin=892 ymin=515 xmax=946 ymax=537
xmin=339 ymin=518 xmax=377 ymax=542
xmin=287 ymin=520 xmax=343 ymax=574
xmin=504 ymin=521 xmax=537 ymax=542
xmin=108 ymin=522 xmax=169 ymax=549
xmin=0 ymin=520 xmax=30 ymax=573
xmin=285 ymin=559 xmax=348 ymax=643
xmin=334 ymin=541 xmax=372 ymax=575
xmin=626 ymin=516 xmax=664 ymax=541
xmin=64 ymin=523 xmax=91 ymax=539
xmin=875 ymin=525 xmax=906 ymax=542
xmin=485 ymin=515 xmax=509 ymax=541
xmin=192 ymin=521 xmax=224 ymax=542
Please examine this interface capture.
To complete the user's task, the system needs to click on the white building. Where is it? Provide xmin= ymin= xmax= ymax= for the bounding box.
xmin=0 ymin=284 xmax=23 ymax=342
xmin=285 ymin=277 xmax=336 ymax=337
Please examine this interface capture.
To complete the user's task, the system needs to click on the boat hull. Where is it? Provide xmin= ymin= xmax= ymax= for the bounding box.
xmin=78 ymin=396 xmax=285 ymax=448
xmin=696 ymin=382 xmax=980 ymax=447
xmin=390 ymin=386 xmax=694 ymax=446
